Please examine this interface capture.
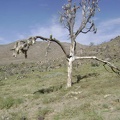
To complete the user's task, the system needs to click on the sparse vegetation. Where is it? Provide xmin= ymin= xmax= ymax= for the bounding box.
xmin=0 ymin=58 xmax=120 ymax=119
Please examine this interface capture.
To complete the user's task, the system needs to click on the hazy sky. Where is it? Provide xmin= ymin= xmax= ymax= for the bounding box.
xmin=0 ymin=0 xmax=120 ymax=45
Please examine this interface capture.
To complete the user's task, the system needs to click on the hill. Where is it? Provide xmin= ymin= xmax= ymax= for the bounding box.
xmin=0 ymin=41 xmax=86 ymax=65
xmin=0 ymin=36 xmax=120 ymax=65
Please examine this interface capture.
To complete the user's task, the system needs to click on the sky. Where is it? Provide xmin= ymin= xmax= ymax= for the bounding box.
xmin=0 ymin=0 xmax=120 ymax=45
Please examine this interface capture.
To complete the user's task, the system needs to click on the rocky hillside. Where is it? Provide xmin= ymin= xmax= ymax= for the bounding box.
xmin=87 ymin=36 xmax=120 ymax=62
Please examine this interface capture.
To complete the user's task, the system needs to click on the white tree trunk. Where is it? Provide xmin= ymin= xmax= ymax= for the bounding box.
xmin=67 ymin=40 xmax=76 ymax=87
xmin=67 ymin=58 xmax=73 ymax=87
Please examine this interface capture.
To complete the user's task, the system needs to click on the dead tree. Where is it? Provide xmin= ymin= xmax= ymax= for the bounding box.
xmin=12 ymin=0 xmax=120 ymax=87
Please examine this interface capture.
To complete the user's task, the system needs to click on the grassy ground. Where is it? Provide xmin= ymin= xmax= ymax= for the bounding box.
xmin=0 ymin=61 xmax=120 ymax=120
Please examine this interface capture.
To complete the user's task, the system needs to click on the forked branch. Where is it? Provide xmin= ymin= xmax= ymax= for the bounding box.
xmin=75 ymin=0 xmax=100 ymax=37
xmin=75 ymin=56 xmax=120 ymax=75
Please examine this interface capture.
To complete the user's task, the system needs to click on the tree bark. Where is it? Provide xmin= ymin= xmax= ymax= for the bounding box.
xmin=67 ymin=39 xmax=76 ymax=87
xmin=67 ymin=58 xmax=73 ymax=87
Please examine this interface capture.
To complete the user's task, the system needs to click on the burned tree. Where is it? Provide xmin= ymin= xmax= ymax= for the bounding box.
xmin=12 ymin=0 xmax=120 ymax=87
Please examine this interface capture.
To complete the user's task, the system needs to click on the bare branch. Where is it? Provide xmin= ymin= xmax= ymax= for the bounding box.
xmin=74 ymin=56 xmax=120 ymax=75
xmin=75 ymin=0 xmax=100 ymax=37
xmin=45 ymin=41 xmax=51 ymax=57
xmin=81 ymin=22 xmax=94 ymax=34
xmin=60 ymin=0 xmax=80 ymax=36
xmin=34 ymin=36 xmax=69 ymax=58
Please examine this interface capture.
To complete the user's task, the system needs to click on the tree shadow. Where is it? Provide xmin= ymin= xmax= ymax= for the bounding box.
xmin=33 ymin=73 xmax=99 ymax=94
xmin=73 ymin=72 xmax=100 ymax=85
xmin=33 ymin=84 xmax=63 ymax=94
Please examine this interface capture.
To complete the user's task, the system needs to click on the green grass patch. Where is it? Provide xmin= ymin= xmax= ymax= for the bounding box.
xmin=0 ymin=96 xmax=23 ymax=109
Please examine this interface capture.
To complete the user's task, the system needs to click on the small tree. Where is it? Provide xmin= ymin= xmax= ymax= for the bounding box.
xmin=12 ymin=0 xmax=120 ymax=87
